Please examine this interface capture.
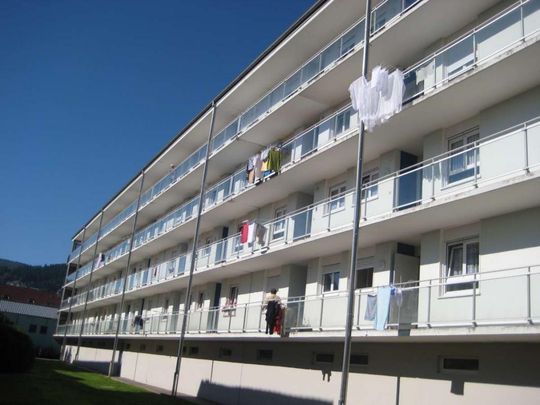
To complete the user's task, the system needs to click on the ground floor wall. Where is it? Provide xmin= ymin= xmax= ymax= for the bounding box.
xmin=64 ymin=339 xmax=540 ymax=405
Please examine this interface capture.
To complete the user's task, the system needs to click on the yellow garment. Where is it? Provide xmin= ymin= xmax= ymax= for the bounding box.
xmin=261 ymin=160 xmax=269 ymax=171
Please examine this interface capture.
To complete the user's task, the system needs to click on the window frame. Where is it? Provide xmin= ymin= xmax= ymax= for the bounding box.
xmin=445 ymin=128 xmax=480 ymax=186
xmin=327 ymin=182 xmax=347 ymax=214
xmin=361 ymin=169 xmax=379 ymax=200
xmin=444 ymin=237 xmax=480 ymax=294
xmin=322 ymin=270 xmax=340 ymax=293
xmin=271 ymin=206 xmax=287 ymax=240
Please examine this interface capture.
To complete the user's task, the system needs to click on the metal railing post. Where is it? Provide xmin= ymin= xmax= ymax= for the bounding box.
xmin=242 ymin=303 xmax=248 ymax=332
xmin=527 ymin=266 xmax=532 ymax=324
xmin=427 ymin=280 xmax=432 ymax=327
xmin=319 ymin=296 xmax=325 ymax=331
xmin=472 ymin=276 xmax=477 ymax=326
xmin=108 ymin=171 xmax=145 ymax=377
xmin=172 ymin=101 xmax=217 ymax=397
xmin=524 ymin=125 xmax=530 ymax=173
xmin=473 ymin=142 xmax=479 ymax=187
xmin=75 ymin=211 xmax=104 ymax=362
xmin=431 ymin=161 xmax=436 ymax=200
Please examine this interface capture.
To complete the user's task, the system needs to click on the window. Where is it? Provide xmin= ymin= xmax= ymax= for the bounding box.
xmin=361 ymin=170 xmax=379 ymax=199
xmin=328 ymin=183 xmax=347 ymax=213
xmin=356 ymin=268 xmax=374 ymax=289
xmin=335 ymin=109 xmax=352 ymax=134
xmin=323 ymin=271 xmax=340 ymax=292
xmin=447 ymin=130 xmax=479 ymax=184
xmin=226 ymin=286 xmax=238 ymax=307
xmin=196 ymin=292 xmax=204 ymax=309
xmin=272 ymin=207 xmax=287 ymax=240
xmin=445 ymin=239 xmax=479 ymax=292
xmin=200 ymin=238 xmax=212 ymax=257
xmin=440 ymin=357 xmax=479 ymax=373
xmin=39 ymin=325 xmax=48 ymax=335
xmin=257 ymin=349 xmax=273 ymax=362
xmin=28 ymin=324 xmax=37 ymax=333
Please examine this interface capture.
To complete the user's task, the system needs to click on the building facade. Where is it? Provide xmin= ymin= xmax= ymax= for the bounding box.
xmin=1 ymin=285 xmax=60 ymax=357
xmin=56 ymin=0 xmax=540 ymax=403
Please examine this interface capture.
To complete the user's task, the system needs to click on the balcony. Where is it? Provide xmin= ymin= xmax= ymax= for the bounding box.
xmin=56 ymin=263 xmax=540 ymax=340
xmin=64 ymin=0 xmax=540 ymax=291
xmin=71 ymin=0 xmax=475 ymax=265
xmin=61 ymin=115 xmax=540 ymax=312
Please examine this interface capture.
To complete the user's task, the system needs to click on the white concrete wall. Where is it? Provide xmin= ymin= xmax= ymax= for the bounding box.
xmin=66 ymin=341 xmax=540 ymax=405
xmin=418 ymin=207 xmax=540 ymax=326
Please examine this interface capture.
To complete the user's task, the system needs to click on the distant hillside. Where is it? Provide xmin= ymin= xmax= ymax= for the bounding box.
xmin=0 ymin=259 xmax=65 ymax=293
xmin=0 ymin=258 xmax=27 ymax=269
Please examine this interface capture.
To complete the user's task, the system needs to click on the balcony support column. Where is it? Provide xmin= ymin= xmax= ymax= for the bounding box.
xmin=108 ymin=171 xmax=146 ymax=377
xmin=59 ymin=226 xmax=87 ymax=360
xmin=338 ymin=0 xmax=371 ymax=404
xmin=75 ymin=210 xmax=105 ymax=361
xmin=172 ymin=101 xmax=217 ymax=397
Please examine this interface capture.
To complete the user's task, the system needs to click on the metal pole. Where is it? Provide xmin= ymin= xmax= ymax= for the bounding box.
xmin=171 ymin=101 xmax=217 ymax=397
xmin=108 ymin=171 xmax=146 ymax=376
xmin=59 ymin=226 xmax=87 ymax=360
xmin=75 ymin=210 xmax=105 ymax=361
xmin=338 ymin=1 xmax=371 ymax=404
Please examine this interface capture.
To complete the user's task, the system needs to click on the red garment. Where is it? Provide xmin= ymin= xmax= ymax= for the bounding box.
xmin=240 ymin=222 xmax=249 ymax=243
xmin=273 ymin=306 xmax=282 ymax=335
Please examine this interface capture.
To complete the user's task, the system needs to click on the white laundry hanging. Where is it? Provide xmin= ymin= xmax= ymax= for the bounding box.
xmin=348 ymin=65 xmax=405 ymax=131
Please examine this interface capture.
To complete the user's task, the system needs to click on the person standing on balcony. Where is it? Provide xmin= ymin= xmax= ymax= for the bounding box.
xmin=263 ymin=288 xmax=281 ymax=335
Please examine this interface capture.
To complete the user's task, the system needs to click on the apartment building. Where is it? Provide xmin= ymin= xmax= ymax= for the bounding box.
xmin=56 ymin=0 xmax=540 ymax=403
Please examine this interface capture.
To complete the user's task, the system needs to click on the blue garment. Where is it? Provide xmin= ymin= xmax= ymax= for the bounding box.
xmin=375 ymin=286 xmax=392 ymax=331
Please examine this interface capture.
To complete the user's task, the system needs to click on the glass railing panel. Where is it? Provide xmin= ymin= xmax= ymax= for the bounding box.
xmin=71 ymin=0 xmax=424 ymax=258
xmin=393 ymin=167 xmax=422 ymax=211
xmin=524 ymin=0 xmax=540 ymax=35
xmin=476 ymin=6 xmax=521 ymax=62
xmin=372 ymin=0 xmax=401 ymax=33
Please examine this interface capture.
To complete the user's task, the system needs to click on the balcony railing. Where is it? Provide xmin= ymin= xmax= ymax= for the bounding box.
xmin=56 ymin=264 xmax=540 ymax=337
xmin=65 ymin=0 xmax=540 ymax=286
xmin=63 ymin=113 xmax=540 ymax=291
xmin=403 ymin=0 xmax=540 ymax=102
xmin=67 ymin=0 xmax=424 ymax=264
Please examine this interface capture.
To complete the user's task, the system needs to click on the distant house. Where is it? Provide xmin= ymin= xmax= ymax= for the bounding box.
xmin=0 ymin=285 xmax=60 ymax=357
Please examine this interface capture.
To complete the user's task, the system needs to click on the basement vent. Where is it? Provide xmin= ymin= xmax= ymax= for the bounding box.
xmin=219 ymin=348 xmax=232 ymax=358
xmin=350 ymin=354 xmax=369 ymax=365
xmin=314 ymin=353 xmax=334 ymax=364
xmin=189 ymin=346 xmax=199 ymax=356
xmin=257 ymin=349 xmax=273 ymax=362
xmin=440 ymin=357 xmax=479 ymax=373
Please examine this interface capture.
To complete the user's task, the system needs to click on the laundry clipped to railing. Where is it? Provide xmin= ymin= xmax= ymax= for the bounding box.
xmin=348 ymin=65 xmax=405 ymax=131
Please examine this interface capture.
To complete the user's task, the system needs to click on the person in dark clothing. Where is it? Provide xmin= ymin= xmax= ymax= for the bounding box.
xmin=263 ymin=288 xmax=281 ymax=335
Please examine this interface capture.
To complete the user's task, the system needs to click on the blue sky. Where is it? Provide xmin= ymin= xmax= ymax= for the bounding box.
xmin=0 ymin=0 xmax=315 ymax=265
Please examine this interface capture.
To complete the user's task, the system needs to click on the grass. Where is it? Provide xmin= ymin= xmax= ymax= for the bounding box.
xmin=0 ymin=359 xmax=192 ymax=405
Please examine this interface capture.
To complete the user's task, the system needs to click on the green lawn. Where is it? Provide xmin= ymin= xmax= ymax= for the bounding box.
xmin=0 ymin=359 xmax=192 ymax=405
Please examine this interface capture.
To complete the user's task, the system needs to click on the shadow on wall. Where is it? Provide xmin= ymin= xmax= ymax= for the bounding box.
xmin=197 ymin=380 xmax=332 ymax=405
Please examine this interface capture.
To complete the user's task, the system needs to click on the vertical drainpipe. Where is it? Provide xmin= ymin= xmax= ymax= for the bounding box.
xmin=108 ymin=171 xmax=146 ymax=377
xmin=59 ymin=226 xmax=87 ymax=360
xmin=171 ymin=101 xmax=217 ymax=397
xmin=74 ymin=210 xmax=105 ymax=361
